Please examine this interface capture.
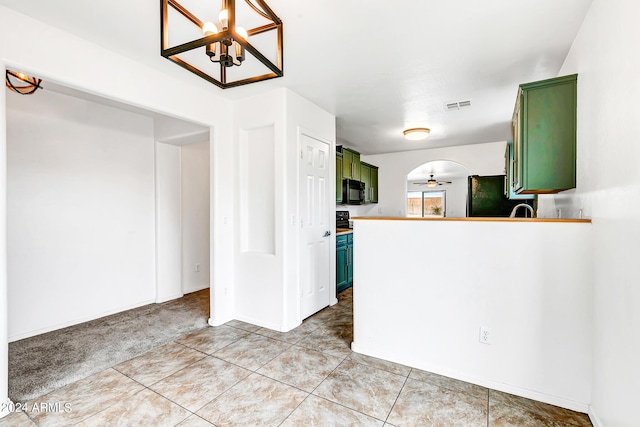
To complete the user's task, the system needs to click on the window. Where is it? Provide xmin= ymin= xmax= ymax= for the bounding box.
xmin=407 ymin=191 xmax=446 ymax=218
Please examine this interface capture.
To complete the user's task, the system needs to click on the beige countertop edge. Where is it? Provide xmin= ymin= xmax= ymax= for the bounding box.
xmin=351 ymin=217 xmax=591 ymax=224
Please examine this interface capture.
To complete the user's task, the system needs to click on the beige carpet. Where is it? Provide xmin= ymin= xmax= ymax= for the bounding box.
xmin=9 ymin=289 xmax=210 ymax=402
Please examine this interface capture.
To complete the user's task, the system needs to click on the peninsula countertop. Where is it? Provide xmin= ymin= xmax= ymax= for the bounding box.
xmin=352 ymin=216 xmax=591 ymax=223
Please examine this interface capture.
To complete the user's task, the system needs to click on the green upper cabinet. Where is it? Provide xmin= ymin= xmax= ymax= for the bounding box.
xmin=341 ymin=147 xmax=361 ymax=181
xmin=337 ymin=145 xmax=379 ymax=204
xmin=370 ymin=165 xmax=379 ymax=203
xmin=361 ymin=162 xmax=371 ymax=203
xmin=336 ymin=153 xmax=343 ymax=203
xmin=360 ymin=162 xmax=379 ymax=204
xmin=513 ymin=74 xmax=577 ymax=194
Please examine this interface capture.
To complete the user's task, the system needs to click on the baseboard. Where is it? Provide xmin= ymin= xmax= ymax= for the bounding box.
xmin=8 ymin=298 xmax=157 ymax=342
xmin=155 ymin=292 xmax=184 ymax=303
xmin=235 ymin=314 xmax=281 ymax=332
xmin=588 ymin=406 xmax=603 ymax=427
xmin=350 ymin=342 xmax=590 ymax=414
xmin=208 ymin=316 xmax=231 ymax=327
xmin=183 ymin=284 xmax=210 ymax=294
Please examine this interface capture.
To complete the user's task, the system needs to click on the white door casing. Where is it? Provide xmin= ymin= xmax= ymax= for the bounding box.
xmin=299 ymin=133 xmax=331 ymax=320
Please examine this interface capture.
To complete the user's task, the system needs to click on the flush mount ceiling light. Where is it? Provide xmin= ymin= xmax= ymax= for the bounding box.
xmin=161 ymin=0 xmax=283 ymax=89
xmin=403 ymin=128 xmax=431 ymax=141
xmin=5 ymin=70 xmax=42 ymax=95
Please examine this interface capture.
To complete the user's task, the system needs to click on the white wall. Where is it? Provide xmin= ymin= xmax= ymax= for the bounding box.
xmin=6 ymin=88 xmax=157 ymax=340
xmin=0 ymin=5 xmax=233 ymax=411
xmin=233 ymin=90 xmax=285 ymax=330
xmin=537 ymin=1 xmax=640 ymax=425
xmin=352 ymin=219 xmax=592 ymax=412
xmin=181 ymin=141 xmax=211 ymax=294
xmin=343 ymin=141 xmax=506 ymax=218
xmin=0 ymin=67 xmax=8 ymax=415
xmin=7 ymin=89 xmax=211 ymax=336
xmin=232 ymin=89 xmax=336 ymax=331
xmin=209 ymin=124 xmax=235 ymax=326
xmin=155 ymin=142 xmax=182 ymax=303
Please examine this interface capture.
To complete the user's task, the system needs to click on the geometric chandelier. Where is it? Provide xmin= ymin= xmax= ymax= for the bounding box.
xmin=161 ymin=0 xmax=283 ymax=89
xmin=5 ymin=70 xmax=42 ymax=95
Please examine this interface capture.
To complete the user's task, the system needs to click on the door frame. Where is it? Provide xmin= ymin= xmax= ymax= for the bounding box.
xmin=296 ymin=126 xmax=336 ymax=323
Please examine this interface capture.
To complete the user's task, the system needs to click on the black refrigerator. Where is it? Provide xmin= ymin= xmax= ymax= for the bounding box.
xmin=467 ymin=175 xmax=534 ymax=217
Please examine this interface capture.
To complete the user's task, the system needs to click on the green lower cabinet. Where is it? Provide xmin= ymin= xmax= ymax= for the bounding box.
xmin=346 ymin=234 xmax=353 ymax=286
xmin=336 ymin=234 xmax=353 ymax=294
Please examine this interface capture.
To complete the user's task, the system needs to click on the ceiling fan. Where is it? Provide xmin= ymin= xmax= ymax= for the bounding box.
xmin=415 ymin=174 xmax=452 ymax=188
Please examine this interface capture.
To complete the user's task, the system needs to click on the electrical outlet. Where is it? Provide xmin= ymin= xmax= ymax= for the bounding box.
xmin=479 ymin=326 xmax=491 ymax=345
xmin=195 ymin=263 xmax=200 ymax=272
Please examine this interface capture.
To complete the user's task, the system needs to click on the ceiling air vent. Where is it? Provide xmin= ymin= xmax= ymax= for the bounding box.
xmin=444 ymin=99 xmax=472 ymax=111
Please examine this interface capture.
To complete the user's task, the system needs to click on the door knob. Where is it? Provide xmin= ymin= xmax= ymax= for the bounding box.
xmin=323 ymin=231 xmax=331 ymax=237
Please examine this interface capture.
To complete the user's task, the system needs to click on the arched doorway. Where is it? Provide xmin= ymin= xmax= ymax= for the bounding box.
xmin=406 ymin=160 xmax=470 ymax=218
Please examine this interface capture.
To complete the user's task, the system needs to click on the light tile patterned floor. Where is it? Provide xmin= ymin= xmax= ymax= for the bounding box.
xmin=1 ymin=287 xmax=592 ymax=426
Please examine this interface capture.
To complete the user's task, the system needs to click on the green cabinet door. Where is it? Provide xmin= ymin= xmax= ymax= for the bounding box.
xmin=336 ymin=235 xmax=349 ymax=293
xmin=341 ymin=147 xmax=361 ymax=181
xmin=342 ymin=149 xmax=353 ymax=179
xmin=346 ymin=234 xmax=353 ymax=287
xmin=505 ymin=142 xmax=534 ymax=200
xmin=336 ymin=153 xmax=343 ymax=203
xmin=513 ymin=74 xmax=577 ymax=194
xmin=352 ymin=152 xmax=361 ymax=181
xmin=370 ymin=165 xmax=379 ymax=203
xmin=361 ymin=163 xmax=371 ymax=203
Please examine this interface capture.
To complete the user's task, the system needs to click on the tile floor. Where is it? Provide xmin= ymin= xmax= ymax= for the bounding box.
xmin=1 ymin=288 xmax=592 ymax=426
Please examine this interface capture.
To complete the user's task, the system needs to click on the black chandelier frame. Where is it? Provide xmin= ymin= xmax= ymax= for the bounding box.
xmin=161 ymin=0 xmax=283 ymax=89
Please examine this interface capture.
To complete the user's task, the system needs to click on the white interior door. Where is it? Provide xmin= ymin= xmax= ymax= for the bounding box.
xmin=300 ymin=133 xmax=331 ymax=320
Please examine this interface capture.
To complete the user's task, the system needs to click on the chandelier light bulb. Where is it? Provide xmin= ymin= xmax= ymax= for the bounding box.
xmin=203 ymin=21 xmax=218 ymax=58
xmin=202 ymin=21 xmax=218 ymax=35
xmin=236 ymin=27 xmax=248 ymax=40
xmin=219 ymin=9 xmax=229 ymax=29
xmin=234 ymin=27 xmax=248 ymax=63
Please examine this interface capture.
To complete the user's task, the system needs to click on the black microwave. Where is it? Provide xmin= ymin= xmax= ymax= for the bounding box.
xmin=342 ymin=179 xmax=366 ymax=205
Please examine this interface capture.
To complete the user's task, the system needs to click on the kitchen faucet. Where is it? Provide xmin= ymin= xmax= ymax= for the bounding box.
xmin=509 ymin=203 xmax=536 ymax=218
